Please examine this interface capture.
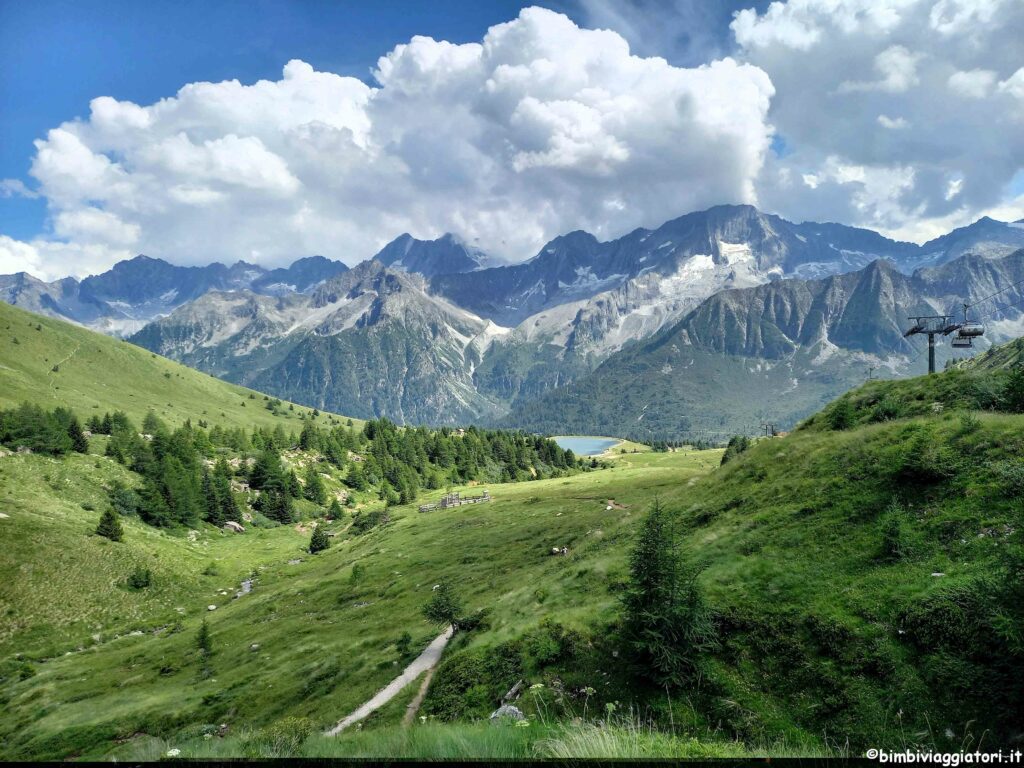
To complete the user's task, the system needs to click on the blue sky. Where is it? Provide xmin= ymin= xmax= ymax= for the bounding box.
xmin=1 ymin=0 xmax=1020 ymax=278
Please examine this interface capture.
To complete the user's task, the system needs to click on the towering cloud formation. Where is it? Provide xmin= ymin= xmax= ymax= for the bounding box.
xmin=5 ymin=7 xmax=773 ymax=278
xmin=5 ymin=1 xmax=1020 ymax=280
xmin=733 ymin=0 xmax=1024 ymax=241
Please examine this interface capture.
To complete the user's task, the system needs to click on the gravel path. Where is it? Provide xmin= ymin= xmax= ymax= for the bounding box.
xmin=326 ymin=625 xmax=453 ymax=735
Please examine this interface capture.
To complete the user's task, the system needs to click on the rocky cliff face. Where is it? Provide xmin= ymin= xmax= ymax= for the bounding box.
xmin=499 ymin=249 xmax=1024 ymax=440
xmin=130 ymin=261 xmax=508 ymax=425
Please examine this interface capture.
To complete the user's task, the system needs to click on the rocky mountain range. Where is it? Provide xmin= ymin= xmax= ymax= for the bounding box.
xmin=129 ymin=260 xmax=510 ymax=424
xmin=499 ymin=249 xmax=1024 ymax=440
xmin=4 ymin=205 xmax=1024 ymax=430
xmin=0 ymin=254 xmax=349 ymax=336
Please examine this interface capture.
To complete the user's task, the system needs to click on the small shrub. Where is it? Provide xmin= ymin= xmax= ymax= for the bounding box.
xmin=245 ymin=717 xmax=313 ymax=758
xmin=95 ymin=508 xmax=124 ymax=542
xmin=827 ymin=398 xmax=855 ymax=430
xmin=351 ymin=508 xmax=389 ymax=534
xmin=395 ymin=632 xmax=413 ymax=658
xmin=897 ymin=428 xmax=957 ymax=483
xmin=108 ymin=481 xmax=140 ymax=517
xmin=878 ymin=500 xmax=913 ymax=562
xmin=349 ymin=562 xmax=365 ymax=584
xmin=126 ymin=566 xmax=152 ymax=590
xmin=992 ymin=460 xmax=1024 ymax=495
xmin=869 ymin=396 xmax=904 ymax=423
xmin=957 ymin=411 xmax=981 ymax=434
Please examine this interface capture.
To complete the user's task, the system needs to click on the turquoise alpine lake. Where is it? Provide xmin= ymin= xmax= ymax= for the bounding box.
xmin=552 ymin=436 xmax=619 ymax=456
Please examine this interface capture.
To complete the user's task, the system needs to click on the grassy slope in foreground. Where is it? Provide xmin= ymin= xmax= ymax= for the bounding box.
xmin=0 ymin=301 xmax=354 ymax=429
xmin=416 ymin=367 xmax=1023 ymax=751
xmin=0 ymin=448 xmax=720 ymax=760
xmin=4 ymin=358 xmax=1022 ymax=758
xmin=2 ymin=311 xmax=1022 ymax=760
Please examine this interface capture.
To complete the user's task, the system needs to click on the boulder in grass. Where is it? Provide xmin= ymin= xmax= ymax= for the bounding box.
xmin=489 ymin=704 xmax=524 ymax=723
xmin=223 ymin=521 xmax=245 ymax=533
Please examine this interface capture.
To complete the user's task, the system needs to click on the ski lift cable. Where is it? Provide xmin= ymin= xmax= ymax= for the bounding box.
xmin=964 ymin=274 xmax=1024 ymax=313
xmin=969 ymin=291 xmax=1024 ymax=323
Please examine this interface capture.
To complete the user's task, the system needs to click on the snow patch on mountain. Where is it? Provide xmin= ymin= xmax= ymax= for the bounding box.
xmin=717 ymin=240 xmax=753 ymax=265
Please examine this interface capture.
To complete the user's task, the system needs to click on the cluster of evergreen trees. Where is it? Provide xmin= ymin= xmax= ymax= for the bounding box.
xmin=0 ymin=403 xmax=88 ymax=455
xmin=92 ymin=408 xmax=586 ymax=530
xmin=103 ymin=411 xmax=232 ymax=527
xmin=7 ymin=400 xmax=587 ymax=531
xmin=295 ymin=417 xmax=585 ymax=505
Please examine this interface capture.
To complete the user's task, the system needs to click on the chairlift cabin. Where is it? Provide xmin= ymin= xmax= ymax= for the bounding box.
xmin=958 ymin=321 xmax=985 ymax=338
xmin=950 ymin=336 xmax=973 ymax=348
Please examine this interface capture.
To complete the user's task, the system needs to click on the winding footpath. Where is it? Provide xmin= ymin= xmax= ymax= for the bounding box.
xmin=326 ymin=625 xmax=454 ymax=735
xmin=47 ymin=341 xmax=81 ymax=400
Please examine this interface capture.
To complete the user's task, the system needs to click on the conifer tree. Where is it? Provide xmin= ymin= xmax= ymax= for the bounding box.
xmin=287 ymin=469 xmax=302 ymax=499
xmin=196 ymin=618 xmax=213 ymax=678
xmin=304 ymin=464 xmax=327 ymax=504
xmin=1003 ymin=365 xmax=1024 ymax=414
xmin=142 ymin=410 xmax=165 ymax=435
xmin=201 ymin=468 xmax=224 ymax=526
xmin=95 ymin=508 xmax=124 ymax=542
xmin=197 ymin=619 xmax=213 ymax=656
xmin=299 ymin=420 xmax=319 ymax=451
xmin=621 ymin=499 xmax=716 ymax=688
xmin=309 ymin=523 xmax=329 ymax=554
xmin=327 ymin=498 xmax=343 ymax=520
xmin=423 ymin=582 xmax=463 ymax=632
xmin=63 ymin=416 xmax=86 ymax=448
xmin=345 ymin=462 xmax=368 ymax=491
xmin=213 ymin=458 xmax=239 ymax=522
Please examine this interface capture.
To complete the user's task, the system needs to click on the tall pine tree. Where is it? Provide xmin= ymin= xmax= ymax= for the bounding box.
xmin=621 ymin=499 xmax=716 ymax=688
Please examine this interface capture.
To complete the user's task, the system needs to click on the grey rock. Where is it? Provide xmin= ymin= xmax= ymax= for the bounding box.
xmin=489 ymin=704 xmax=525 ymax=722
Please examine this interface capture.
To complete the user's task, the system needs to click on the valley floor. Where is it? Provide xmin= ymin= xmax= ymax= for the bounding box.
xmin=0 ymin=442 xmax=718 ymax=760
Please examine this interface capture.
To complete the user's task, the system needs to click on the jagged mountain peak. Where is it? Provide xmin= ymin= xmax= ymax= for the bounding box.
xmin=915 ymin=215 xmax=1024 ymax=266
xmin=373 ymin=232 xmax=489 ymax=278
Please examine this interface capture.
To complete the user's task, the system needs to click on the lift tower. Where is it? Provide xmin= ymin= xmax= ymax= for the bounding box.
xmin=904 ymin=314 xmax=959 ymax=374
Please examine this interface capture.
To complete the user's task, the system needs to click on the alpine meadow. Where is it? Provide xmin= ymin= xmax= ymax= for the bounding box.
xmin=2 ymin=1 xmax=1024 ymax=764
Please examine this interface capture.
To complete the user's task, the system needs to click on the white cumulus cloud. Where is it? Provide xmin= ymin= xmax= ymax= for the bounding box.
xmin=5 ymin=6 xmax=774 ymax=279
xmin=735 ymin=0 xmax=1024 ymax=241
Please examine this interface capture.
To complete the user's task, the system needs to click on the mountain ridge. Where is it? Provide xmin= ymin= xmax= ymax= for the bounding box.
xmin=498 ymin=249 xmax=1024 ymax=439
xmin=7 ymin=205 xmax=1024 ymax=428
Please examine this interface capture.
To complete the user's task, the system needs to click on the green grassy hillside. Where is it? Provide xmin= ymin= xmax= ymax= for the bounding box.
xmin=2 ymin=306 xmax=1022 ymax=760
xmin=0 ymin=301 xmax=354 ymax=430
xmin=0 ymin=446 xmax=719 ymax=760
xmin=957 ymin=335 xmax=1024 ymax=371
